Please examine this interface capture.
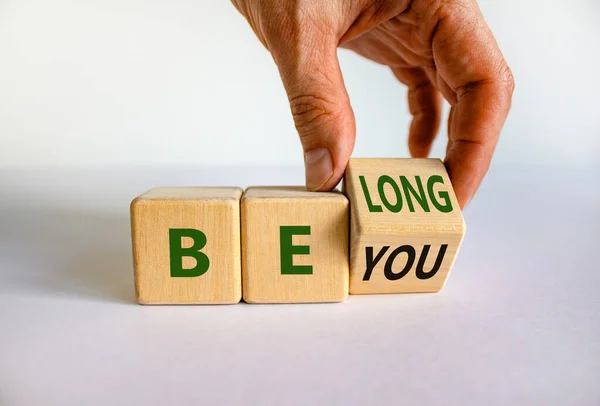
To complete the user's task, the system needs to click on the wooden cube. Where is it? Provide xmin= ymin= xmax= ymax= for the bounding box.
xmin=343 ymin=158 xmax=465 ymax=294
xmin=131 ymin=187 xmax=242 ymax=304
xmin=241 ymin=187 xmax=349 ymax=303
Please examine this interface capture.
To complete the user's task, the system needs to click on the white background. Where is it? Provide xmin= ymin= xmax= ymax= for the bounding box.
xmin=1 ymin=0 xmax=599 ymax=168
xmin=1 ymin=1 xmax=599 ymax=406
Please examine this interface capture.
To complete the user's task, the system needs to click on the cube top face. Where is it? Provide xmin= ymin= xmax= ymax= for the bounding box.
xmin=344 ymin=158 xmax=465 ymax=238
xmin=131 ymin=187 xmax=242 ymax=304
xmin=344 ymin=158 xmax=465 ymax=295
xmin=243 ymin=186 xmax=344 ymax=201
xmin=241 ymin=187 xmax=349 ymax=304
xmin=135 ymin=187 xmax=243 ymax=201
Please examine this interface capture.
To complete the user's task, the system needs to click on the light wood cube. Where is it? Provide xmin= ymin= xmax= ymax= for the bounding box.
xmin=131 ymin=187 xmax=242 ymax=304
xmin=344 ymin=158 xmax=465 ymax=294
xmin=241 ymin=187 xmax=349 ymax=303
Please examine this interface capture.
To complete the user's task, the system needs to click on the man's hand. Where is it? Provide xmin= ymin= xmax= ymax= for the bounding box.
xmin=231 ymin=0 xmax=514 ymax=208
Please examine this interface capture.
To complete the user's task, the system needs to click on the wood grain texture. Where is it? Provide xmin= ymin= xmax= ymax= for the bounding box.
xmin=131 ymin=187 xmax=242 ymax=304
xmin=344 ymin=158 xmax=465 ymax=294
xmin=241 ymin=187 xmax=349 ymax=304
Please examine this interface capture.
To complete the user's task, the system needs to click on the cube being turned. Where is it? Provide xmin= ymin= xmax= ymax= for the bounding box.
xmin=241 ymin=187 xmax=349 ymax=303
xmin=131 ymin=187 xmax=242 ymax=304
xmin=344 ymin=158 xmax=466 ymax=294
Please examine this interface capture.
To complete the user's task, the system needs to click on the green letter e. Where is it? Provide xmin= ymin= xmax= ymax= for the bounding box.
xmin=280 ymin=226 xmax=312 ymax=275
xmin=169 ymin=228 xmax=210 ymax=277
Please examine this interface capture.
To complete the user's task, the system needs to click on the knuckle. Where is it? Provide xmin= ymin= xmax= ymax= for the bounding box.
xmin=491 ymin=63 xmax=515 ymax=101
xmin=289 ymin=94 xmax=340 ymax=135
xmin=501 ymin=65 xmax=516 ymax=96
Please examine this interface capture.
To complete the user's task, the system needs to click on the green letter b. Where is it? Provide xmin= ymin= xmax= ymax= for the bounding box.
xmin=169 ymin=228 xmax=210 ymax=277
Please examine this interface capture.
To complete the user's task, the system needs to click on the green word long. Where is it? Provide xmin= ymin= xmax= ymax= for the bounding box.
xmin=359 ymin=175 xmax=453 ymax=213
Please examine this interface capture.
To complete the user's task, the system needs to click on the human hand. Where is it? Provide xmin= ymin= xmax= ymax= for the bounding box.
xmin=231 ymin=0 xmax=514 ymax=207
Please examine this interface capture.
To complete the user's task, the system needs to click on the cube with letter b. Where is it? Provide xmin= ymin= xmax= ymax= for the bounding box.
xmin=131 ymin=187 xmax=242 ymax=304
xmin=344 ymin=158 xmax=466 ymax=294
xmin=241 ymin=187 xmax=349 ymax=303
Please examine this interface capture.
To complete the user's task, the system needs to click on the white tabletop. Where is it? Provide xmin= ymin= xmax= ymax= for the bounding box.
xmin=1 ymin=164 xmax=599 ymax=406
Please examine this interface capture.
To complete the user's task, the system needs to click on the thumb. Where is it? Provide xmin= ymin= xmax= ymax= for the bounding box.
xmin=273 ymin=36 xmax=355 ymax=191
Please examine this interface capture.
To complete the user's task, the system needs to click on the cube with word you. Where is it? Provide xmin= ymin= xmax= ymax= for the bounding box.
xmin=131 ymin=187 xmax=242 ymax=304
xmin=343 ymin=158 xmax=465 ymax=294
xmin=241 ymin=187 xmax=349 ymax=303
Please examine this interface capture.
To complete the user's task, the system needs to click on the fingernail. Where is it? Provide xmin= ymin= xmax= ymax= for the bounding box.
xmin=304 ymin=148 xmax=333 ymax=191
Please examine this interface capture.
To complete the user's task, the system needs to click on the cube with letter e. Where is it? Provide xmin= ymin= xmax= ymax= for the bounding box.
xmin=343 ymin=158 xmax=466 ymax=294
xmin=241 ymin=187 xmax=349 ymax=303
